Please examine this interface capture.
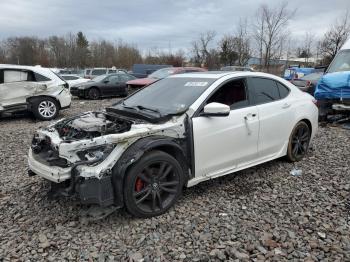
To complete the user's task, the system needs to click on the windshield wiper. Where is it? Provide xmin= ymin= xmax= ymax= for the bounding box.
xmin=136 ymin=105 xmax=162 ymax=115
xmin=121 ymin=102 xmax=162 ymax=116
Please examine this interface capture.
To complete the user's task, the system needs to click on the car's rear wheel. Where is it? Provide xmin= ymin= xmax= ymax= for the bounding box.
xmin=32 ymin=97 xmax=59 ymax=121
xmin=286 ymin=121 xmax=311 ymax=162
xmin=124 ymin=151 xmax=184 ymax=218
xmin=88 ymin=88 xmax=100 ymax=99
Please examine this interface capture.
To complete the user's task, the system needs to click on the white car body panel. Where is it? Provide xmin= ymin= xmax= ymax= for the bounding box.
xmin=28 ymin=72 xmax=318 ymax=190
xmin=0 ymin=64 xmax=71 ymax=111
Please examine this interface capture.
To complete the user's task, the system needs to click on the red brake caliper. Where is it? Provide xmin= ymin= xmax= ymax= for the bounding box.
xmin=135 ymin=178 xmax=144 ymax=192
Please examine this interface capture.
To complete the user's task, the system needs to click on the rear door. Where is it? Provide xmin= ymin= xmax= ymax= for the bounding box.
xmin=0 ymin=69 xmax=35 ymax=106
xmin=246 ymin=77 xmax=294 ymax=159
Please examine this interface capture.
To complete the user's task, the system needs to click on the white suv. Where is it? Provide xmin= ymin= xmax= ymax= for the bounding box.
xmin=0 ymin=65 xmax=71 ymax=120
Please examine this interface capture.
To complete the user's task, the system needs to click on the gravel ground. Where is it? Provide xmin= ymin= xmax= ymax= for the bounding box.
xmin=0 ymin=98 xmax=349 ymax=261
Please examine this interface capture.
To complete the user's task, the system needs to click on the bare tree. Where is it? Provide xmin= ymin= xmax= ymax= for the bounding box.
xmin=235 ymin=18 xmax=251 ymax=66
xmin=219 ymin=35 xmax=238 ymax=66
xmin=319 ymin=11 xmax=350 ymax=64
xmin=191 ymin=31 xmax=216 ymax=68
xmin=253 ymin=2 xmax=295 ymax=70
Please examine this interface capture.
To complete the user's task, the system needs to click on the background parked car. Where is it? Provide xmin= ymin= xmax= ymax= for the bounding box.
xmin=291 ymin=72 xmax=324 ymax=95
xmin=220 ymin=66 xmax=254 ymax=72
xmin=61 ymin=74 xmax=90 ymax=87
xmin=0 ymin=65 xmax=71 ymax=120
xmin=130 ymin=64 xmax=173 ymax=78
xmin=88 ymin=68 xmax=127 ymax=79
xmin=126 ymin=67 xmax=207 ymax=89
xmin=83 ymin=68 xmax=92 ymax=79
xmin=70 ymin=73 xmax=136 ymax=99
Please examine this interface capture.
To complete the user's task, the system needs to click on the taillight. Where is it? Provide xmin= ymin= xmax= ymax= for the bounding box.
xmin=306 ymin=81 xmax=311 ymax=87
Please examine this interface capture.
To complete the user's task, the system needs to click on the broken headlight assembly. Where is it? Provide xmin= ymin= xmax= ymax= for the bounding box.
xmin=77 ymin=144 xmax=115 ymax=163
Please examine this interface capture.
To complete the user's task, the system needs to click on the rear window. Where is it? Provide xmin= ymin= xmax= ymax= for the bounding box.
xmin=248 ymin=77 xmax=280 ymax=105
xmin=3 ymin=70 xmax=28 ymax=83
xmin=35 ymin=72 xmax=51 ymax=82
xmin=275 ymin=82 xmax=290 ymax=99
xmin=92 ymin=69 xmax=107 ymax=75
xmin=62 ymin=75 xmax=78 ymax=80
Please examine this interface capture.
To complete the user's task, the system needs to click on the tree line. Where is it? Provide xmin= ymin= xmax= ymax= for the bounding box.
xmin=0 ymin=2 xmax=349 ymax=71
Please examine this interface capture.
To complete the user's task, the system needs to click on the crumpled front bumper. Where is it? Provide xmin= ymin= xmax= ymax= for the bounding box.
xmin=28 ymin=149 xmax=116 ymax=206
xmin=28 ymin=149 xmax=72 ymax=183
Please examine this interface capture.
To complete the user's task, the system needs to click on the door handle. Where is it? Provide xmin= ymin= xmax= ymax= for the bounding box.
xmin=244 ymin=113 xmax=257 ymax=120
xmin=282 ymin=103 xmax=291 ymax=109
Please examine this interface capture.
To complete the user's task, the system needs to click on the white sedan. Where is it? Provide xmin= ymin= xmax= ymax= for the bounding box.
xmin=60 ymin=74 xmax=90 ymax=87
xmin=28 ymin=72 xmax=318 ymax=217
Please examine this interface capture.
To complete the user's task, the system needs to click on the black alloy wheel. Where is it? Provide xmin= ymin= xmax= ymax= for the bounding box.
xmin=124 ymin=151 xmax=184 ymax=217
xmin=287 ymin=121 xmax=311 ymax=162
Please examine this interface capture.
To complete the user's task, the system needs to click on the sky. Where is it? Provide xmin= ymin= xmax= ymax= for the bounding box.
xmin=0 ymin=0 xmax=349 ymax=52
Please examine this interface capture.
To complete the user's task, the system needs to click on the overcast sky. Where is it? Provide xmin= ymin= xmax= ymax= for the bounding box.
xmin=0 ymin=0 xmax=349 ymax=52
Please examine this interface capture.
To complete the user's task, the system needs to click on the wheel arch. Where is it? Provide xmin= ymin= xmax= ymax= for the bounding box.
xmin=297 ymin=118 xmax=313 ymax=137
xmin=27 ymin=95 xmax=61 ymax=110
xmin=111 ymin=135 xmax=190 ymax=207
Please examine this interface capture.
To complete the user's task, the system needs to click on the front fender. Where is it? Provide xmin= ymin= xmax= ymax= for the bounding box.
xmin=111 ymin=135 xmax=187 ymax=207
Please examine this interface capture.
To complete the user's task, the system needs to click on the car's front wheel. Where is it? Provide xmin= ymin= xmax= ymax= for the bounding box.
xmin=286 ymin=121 xmax=311 ymax=162
xmin=32 ymin=97 xmax=59 ymax=120
xmin=124 ymin=151 xmax=184 ymax=218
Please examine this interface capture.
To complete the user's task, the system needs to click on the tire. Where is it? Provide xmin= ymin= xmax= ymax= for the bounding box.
xmin=286 ymin=121 xmax=311 ymax=162
xmin=124 ymin=150 xmax=184 ymax=218
xmin=32 ymin=97 xmax=59 ymax=121
xmin=88 ymin=88 xmax=100 ymax=99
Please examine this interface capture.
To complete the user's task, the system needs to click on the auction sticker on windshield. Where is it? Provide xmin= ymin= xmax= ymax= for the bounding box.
xmin=184 ymin=82 xmax=208 ymax=87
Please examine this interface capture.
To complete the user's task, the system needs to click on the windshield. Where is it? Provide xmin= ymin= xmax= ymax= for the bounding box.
xmin=327 ymin=50 xmax=350 ymax=73
xmin=118 ymin=77 xmax=215 ymax=115
xmin=93 ymin=74 xmax=107 ymax=82
xmin=148 ymin=68 xmax=176 ymax=79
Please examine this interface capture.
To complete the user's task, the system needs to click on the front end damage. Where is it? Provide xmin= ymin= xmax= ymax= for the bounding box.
xmin=28 ymin=111 xmax=187 ymax=207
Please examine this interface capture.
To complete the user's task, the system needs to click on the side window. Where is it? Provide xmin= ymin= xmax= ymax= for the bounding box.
xmin=92 ymin=69 xmax=107 ymax=76
xmin=3 ymin=70 xmax=28 ymax=83
xmin=34 ymin=72 xmax=51 ymax=82
xmin=119 ymin=74 xmax=132 ymax=82
xmin=108 ymin=75 xmax=119 ymax=83
xmin=248 ymin=77 xmax=280 ymax=105
xmin=207 ymin=78 xmax=249 ymax=109
xmin=275 ymin=81 xmax=290 ymax=99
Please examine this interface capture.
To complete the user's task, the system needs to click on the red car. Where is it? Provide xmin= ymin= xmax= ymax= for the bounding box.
xmin=126 ymin=67 xmax=207 ymax=89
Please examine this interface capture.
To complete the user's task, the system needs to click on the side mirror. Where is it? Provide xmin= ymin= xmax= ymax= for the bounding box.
xmin=201 ymin=102 xmax=230 ymax=117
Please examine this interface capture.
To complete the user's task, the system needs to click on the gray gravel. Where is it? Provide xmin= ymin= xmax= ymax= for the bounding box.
xmin=1 ymin=98 xmax=350 ymax=261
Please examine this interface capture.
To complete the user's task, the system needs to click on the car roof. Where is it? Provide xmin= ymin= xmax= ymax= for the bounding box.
xmin=170 ymin=71 xmax=288 ymax=81
xmin=0 ymin=64 xmax=61 ymax=80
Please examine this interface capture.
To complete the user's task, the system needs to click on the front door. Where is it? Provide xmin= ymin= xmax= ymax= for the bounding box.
xmin=192 ymin=78 xmax=260 ymax=179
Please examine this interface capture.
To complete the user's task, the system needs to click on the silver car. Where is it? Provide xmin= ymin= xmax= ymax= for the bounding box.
xmin=0 ymin=64 xmax=71 ymax=120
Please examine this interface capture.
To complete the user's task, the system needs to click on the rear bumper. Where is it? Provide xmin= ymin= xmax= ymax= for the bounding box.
xmin=56 ymin=89 xmax=72 ymax=108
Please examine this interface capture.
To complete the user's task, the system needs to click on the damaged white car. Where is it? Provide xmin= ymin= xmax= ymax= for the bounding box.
xmin=28 ymin=72 xmax=318 ymax=217
xmin=0 ymin=64 xmax=71 ymax=120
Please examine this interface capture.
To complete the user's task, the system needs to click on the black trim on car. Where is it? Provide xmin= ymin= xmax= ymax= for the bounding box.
xmin=192 ymin=77 xmax=251 ymax=118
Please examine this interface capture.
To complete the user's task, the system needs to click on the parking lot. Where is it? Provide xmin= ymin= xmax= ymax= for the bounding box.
xmin=0 ymin=98 xmax=349 ymax=261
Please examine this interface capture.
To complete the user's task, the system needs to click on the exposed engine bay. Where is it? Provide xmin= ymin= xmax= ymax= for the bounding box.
xmin=54 ymin=112 xmax=134 ymax=140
